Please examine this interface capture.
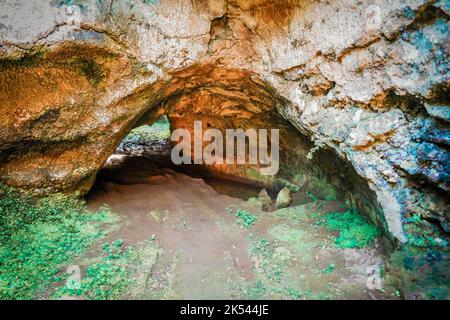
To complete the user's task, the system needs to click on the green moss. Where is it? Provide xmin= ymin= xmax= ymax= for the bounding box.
xmin=306 ymin=191 xmax=319 ymax=202
xmin=122 ymin=121 xmax=171 ymax=144
xmin=249 ymin=238 xmax=285 ymax=285
xmin=246 ymin=235 xmax=316 ymax=300
xmin=240 ymin=280 xmax=267 ymax=299
xmin=0 ymin=184 xmax=117 ymax=299
xmin=321 ymin=264 xmax=335 ymax=274
xmin=318 ymin=209 xmax=379 ymax=249
xmin=251 ymin=238 xmax=271 ymax=257
xmin=403 ymin=213 xmax=445 ymax=248
xmin=386 ymin=245 xmax=450 ymax=300
xmin=54 ymin=236 xmax=165 ymax=300
xmin=55 ymin=240 xmax=134 ymax=300
xmin=277 ymin=178 xmax=300 ymax=192
xmin=285 ymin=287 xmax=303 ymax=299
xmin=235 ymin=209 xmax=258 ymax=229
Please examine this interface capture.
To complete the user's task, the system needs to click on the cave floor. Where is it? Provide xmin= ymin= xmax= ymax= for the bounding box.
xmin=76 ymin=155 xmax=398 ymax=300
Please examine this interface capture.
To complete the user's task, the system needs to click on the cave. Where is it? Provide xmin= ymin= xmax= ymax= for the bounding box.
xmin=90 ymin=67 xmax=388 ymax=233
xmin=0 ymin=0 xmax=449 ymax=301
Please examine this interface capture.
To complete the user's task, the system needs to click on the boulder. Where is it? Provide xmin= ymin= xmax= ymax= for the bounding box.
xmin=258 ymin=189 xmax=273 ymax=211
xmin=276 ymin=187 xmax=292 ymax=209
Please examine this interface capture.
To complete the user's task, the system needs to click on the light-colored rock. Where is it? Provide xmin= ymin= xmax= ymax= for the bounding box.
xmin=276 ymin=187 xmax=292 ymax=209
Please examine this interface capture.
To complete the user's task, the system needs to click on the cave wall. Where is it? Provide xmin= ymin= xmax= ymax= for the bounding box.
xmin=0 ymin=0 xmax=449 ymax=243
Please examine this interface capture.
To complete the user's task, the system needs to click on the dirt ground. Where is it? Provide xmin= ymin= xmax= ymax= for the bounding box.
xmin=84 ymin=155 xmax=398 ymax=299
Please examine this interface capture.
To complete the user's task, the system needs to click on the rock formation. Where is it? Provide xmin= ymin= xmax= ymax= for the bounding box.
xmin=0 ymin=0 xmax=449 ymax=244
xmin=276 ymin=187 xmax=292 ymax=209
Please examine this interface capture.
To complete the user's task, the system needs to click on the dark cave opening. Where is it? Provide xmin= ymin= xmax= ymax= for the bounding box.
xmin=91 ymin=106 xmax=388 ymax=239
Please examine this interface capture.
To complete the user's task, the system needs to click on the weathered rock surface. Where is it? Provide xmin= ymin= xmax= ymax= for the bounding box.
xmin=276 ymin=187 xmax=292 ymax=209
xmin=258 ymin=189 xmax=273 ymax=211
xmin=0 ymin=0 xmax=449 ymax=243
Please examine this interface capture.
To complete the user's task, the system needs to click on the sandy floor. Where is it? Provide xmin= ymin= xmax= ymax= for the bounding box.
xmin=85 ymin=156 xmax=398 ymax=299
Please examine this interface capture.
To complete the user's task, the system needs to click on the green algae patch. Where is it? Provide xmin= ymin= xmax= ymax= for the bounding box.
xmin=0 ymin=184 xmax=118 ymax=300
xmin=321 ymin=263 xmax=335 ymax=274
xmin=403 ymin=213 xmax=447 ymax=249
xmin=247 ymin=237 xmax=292 ymax=297
xmin=277 ymin=178 xmax=300 ymax=192
xmin=234 ymin=209 xmax=258 ymax=229
xmin=317 ymin=209 xmax=379 ymax=249
xmin=122 ymin=118 xmax=170 ymax=144
xmin=55 ymin=239 xmax=133 ymax=300
xmin=244 ymin=234 xmax=333 ymax=300
xmin=54 ymin=237 xmax=164 ymax=300
xmin=385 ymin=245 xmax=450 ymax=300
